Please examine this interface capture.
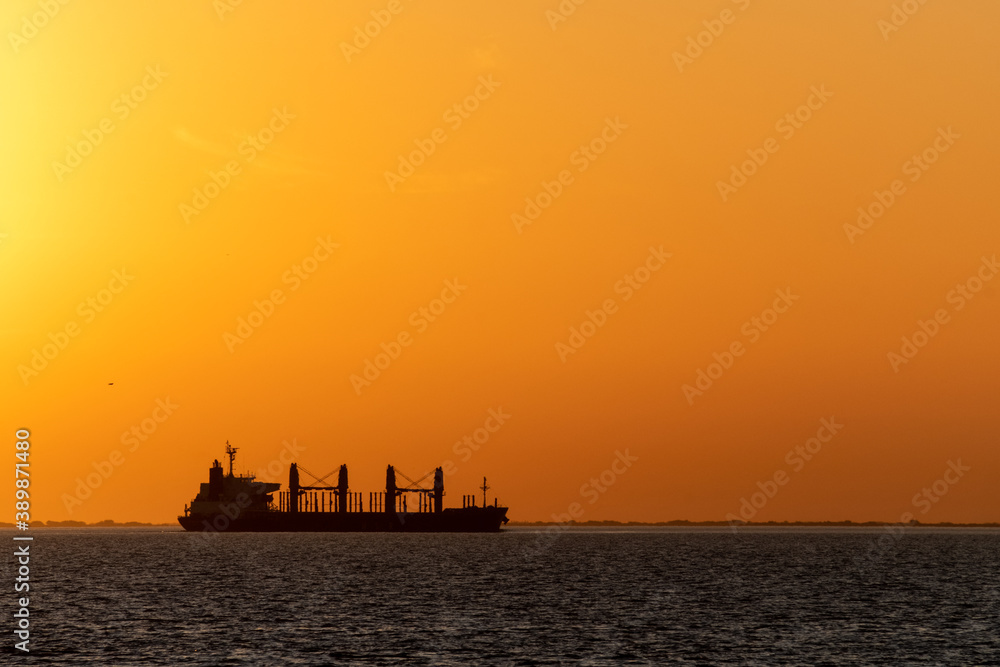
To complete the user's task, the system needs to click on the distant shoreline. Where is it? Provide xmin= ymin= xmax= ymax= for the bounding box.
xmin=509 ymin=520 xmax=1000 ymax=528
xmin=4 ymin=519 xmax=998 ymax=529
xmin=1 ymin=521 xmax=177 ymax=528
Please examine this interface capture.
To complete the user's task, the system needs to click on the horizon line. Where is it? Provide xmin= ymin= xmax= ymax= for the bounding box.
xmin=9 ymin=519 xmax=1000 ymax=529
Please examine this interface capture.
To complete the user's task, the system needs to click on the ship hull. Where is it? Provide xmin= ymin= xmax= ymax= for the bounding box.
xmin=178 ymin=507 xmax=508 ymax=533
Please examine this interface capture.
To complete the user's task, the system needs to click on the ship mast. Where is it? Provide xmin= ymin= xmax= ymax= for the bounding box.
xmin=481 ymin=476 xmax=490 ymax=507
xmin=225 ymin=441 xmax=238 ymax=477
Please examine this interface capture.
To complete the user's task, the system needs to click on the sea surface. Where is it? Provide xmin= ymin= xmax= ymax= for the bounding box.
xmin=3 ymin=526 xmax=998 ymax=665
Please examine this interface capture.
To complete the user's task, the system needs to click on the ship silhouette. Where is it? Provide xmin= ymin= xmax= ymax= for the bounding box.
xmin=178 ymin=443 xmax=509 ymax=532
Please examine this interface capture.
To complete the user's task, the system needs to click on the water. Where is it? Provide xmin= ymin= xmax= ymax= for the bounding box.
xmin=4 ymin=527 xmax=998 ymax=665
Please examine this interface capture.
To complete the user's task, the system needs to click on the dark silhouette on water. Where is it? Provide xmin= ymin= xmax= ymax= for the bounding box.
xmin=178 ymin=445 xmax=509 ymax=532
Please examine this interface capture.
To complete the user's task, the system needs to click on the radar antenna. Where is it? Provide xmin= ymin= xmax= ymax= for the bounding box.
xmin=225 ymin=441 xmax=238 ymax=477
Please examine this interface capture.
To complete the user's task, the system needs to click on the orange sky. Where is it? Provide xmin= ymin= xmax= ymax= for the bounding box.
xmin=3 ymin=0 xmax=998 ymax=524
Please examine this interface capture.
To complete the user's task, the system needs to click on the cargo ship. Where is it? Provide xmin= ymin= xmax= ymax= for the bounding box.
xmin=178 ymin=444 xmax=509 ymax=532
